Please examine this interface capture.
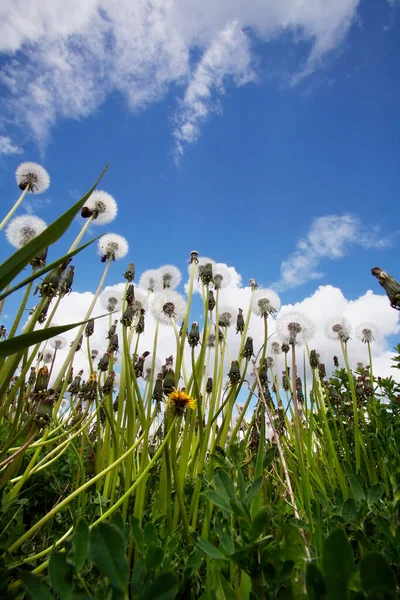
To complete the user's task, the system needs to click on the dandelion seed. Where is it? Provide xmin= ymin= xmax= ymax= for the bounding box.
xmin=5 ymin=215 xmax=47 ymax=248
xmin=151 ymin=290 xmax=187 ymax=326
xmin=82 ymin=191 xmax=117 ymax=225
xmin=98 ymin=234 xmax=128 ymax=261
xmin=16 ymin=162 xmax=50 ymax=193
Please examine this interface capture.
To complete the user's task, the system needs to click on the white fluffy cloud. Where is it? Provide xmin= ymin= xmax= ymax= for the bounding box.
xmin=0 ymin=135 xmax=22 ymax=155
xmin=273 ymin=214 xmax=393 ymax=291
xmin=0 ymin=0 xmax=360 ymax=154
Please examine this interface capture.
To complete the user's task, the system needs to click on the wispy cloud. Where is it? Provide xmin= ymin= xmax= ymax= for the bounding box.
xmin=0 ymin=0 xmax=360 ymax=156
xmin=273 ymin=214 xmax=393 ymax=291
xmin=0 ymin=135 xmax=22 ymax=155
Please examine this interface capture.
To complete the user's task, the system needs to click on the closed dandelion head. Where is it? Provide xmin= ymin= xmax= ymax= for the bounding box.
xmin=158 ymin=265 xmax=182 ymax=290
xmin=355 ymin=323 xmax=378 ymax=344
xmin=139 ymin=269 xmax=161 ymax=292
xmin=101 ymin=286 xmax=123 ymax=312
xmin=276 ymin=311 xmax=315 ymax=345
xmin=168 ymin=388 xmax=196 ymax=415
xmin=16 ymin=162 xmax=50 ymax=193
xmin=326 ymin=317 xmax=352 ymax=342
xmin=98 ymin=234 xmax=128 ymax=261
xmin=218 ymin=305 xmax=235 ymax=328
xmin=151 ymin=290 xmax=187 ymax=326
xmin=213 ymin=263 xmax=232 ymax=290
xmin=82 ymin=190 xmax=118 ymax=225
xmin=50 ymin=335 xmax=67 ymax=350
xmin=5 ymin=215 xmax=47 ymax=248
xmin=251 ymin=289 xmax=281 ymax=318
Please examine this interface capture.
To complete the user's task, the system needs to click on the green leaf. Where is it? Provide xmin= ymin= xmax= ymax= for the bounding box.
xmin=214 ymin=470 xmax=236 ymax=502
xmin=342 ymin=499 xmax=357 ymax=522
xmin=89 ymin=523 xmax=129 ymax=593
xmin=145 ymin=543 xmax=164 ymax=571
xmin=322 ymin=528 xmax=355 ymax=600
xmin=244 ymin=477 xmax=263 ymax=507
xmin=143 ymin=522 xmax=158 ymax=547
xmin=131 ymin=558 xmax=146 ymax=598
xmin=130 ymin=516 xmax=145 ymax=554
xmin=306 ymin=562 xmax=327 ymax=600
xmin=0 ymin=165 xmax=108 ymax=292
xmin=195 ymin=538 xmax=226 ymax=560
xmin=202 ymin=489 xmax=233 ymax=514
xmin=0 ymin=312 xmax=110 ymax=357
xmin=263 ymin=446 xmax=276 ymax=469
xmin=19 ymin=570 xmax=53 ymax=600
xmin=217 ymin=572 xmax=236 ymax=600
xmin=72 ymin=519 xmax=89 ymax=572
xmin=138 ymin=572 xmax=179 ymax=600
xmin=360 ymin=552 xmax=396 ymax=599
xmin=214 ymin=514 xmax=234 ymax=556
xmin=0 ymin=236 xmax=102 ymax=302
xmin=367 ymin=483 xmax=385 ymax=508
xmin=281 ymin=523 xmax=307 ymax=563
xmin=49 ymin=552 xmax=73 ymax=600
xmin=348 ymin=476 xmax=366 ymax=503
xmin=250 ymin=506 xmax=271 ymax=541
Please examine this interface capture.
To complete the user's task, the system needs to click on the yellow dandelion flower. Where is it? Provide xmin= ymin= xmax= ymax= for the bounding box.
xmin=168 ymin=388 xmax=196 ymax=415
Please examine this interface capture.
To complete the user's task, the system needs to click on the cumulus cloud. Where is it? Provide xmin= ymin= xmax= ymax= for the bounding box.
xmin=273 ymin=214 xmax=393 ymax=291
xmin=0 ymin=135 xmax=22 ymax=155
xmin=0 ymin=0 xmax=360 ymax=154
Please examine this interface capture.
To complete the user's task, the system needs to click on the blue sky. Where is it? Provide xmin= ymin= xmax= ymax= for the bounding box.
xmin=0 ymin=0 xmax=399 ymax=314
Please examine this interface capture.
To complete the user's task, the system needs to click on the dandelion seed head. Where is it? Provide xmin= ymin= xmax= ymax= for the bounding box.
xmin=276 ymin=311 xmax=315 ymax=345
xmin=50 ymin=335 xmax=67 ymax=350
xmin=326 ymin=317 xmax=352 ymax=342
xmin=5 ymin=215 xmax=47 ymax=248
xmin=251 ymin=289 xmax=281 ymax=318
xmin=43 ymin=350 xmax=54 ymax=364
xmin=15 ymin=162 xmax=50 ymax=193
xmin=158 ymin=264 xmax=182 ymax=289
xmin=98 ymin=234 xmax=128 ymax=261
xmin=271 ymin=342 xmax=281 ymax=355
xmin=101 ymin=286 xmax=124 ymax=312
xmin=355 ymin=322 xmax=378 ymax=344
xmin=218 ymin=305 xmax=235 ymax=328
xmin=213 ymin=263 xmax=232 ymax=289
xmin=83 ymin=190 xmax=118 ymax=225
xmin=139 ymin=269 xmax=161 ymax=292
xmin=151 ymin=290 xmax=187 ymax=326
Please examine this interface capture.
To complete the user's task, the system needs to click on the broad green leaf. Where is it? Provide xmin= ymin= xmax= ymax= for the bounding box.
xmin=217 ymin=572 xmax=236 ymax=600
xmin=342 ymin=498 xmax=357 ymax=522
xmin=263 ymin=446 xmax=276 ymax=469
xmin=131 ymin=558 xmax=146 ymax=598
xmin=244 ymin=477 xmax=263 ymax=507
xmin=237 ymin=468 xmax=246 ymax=502
xmin=19 ymin=570 xmax=53 ymax=600
xmin=49 ymin=552 xmax=73 ymax=600
xmin=143 ymin=522 xmax=158 ymax=546
xmin=214 ymin=470 xmax=236 ymax=501
xmin=281 ymin=523 xmax=307 ymax=563
xmin=360 ymin=552 xmax=396 ymax=599
xmin=130 ymin=516 xmax=145 ymax=554
xmin=145 ymin=543 xmax=164 ymax=571
xmin=367 ymin=483 xmax=385 ymax=508
xmin=306 ymin=562 xmax=327 ymax=600
xmin=322 ymin=528 xmax=355 ymax=600
xmin=348 ymin=476 xmax=366 ymax=503
xmin=0 ymin=236 xmax=102 ymax=302
xmin=89 ymin=523 xmax=128 ymax=593
xmin=0 ymin=312 xmax=110 ymax=357
xmin=250 ymin=506 xmax=271 ymax=541
xmin=138 ymin=572 xmax=179 ymax=600
xmin=72 ymin=519 xmax=89 ymax=572
xmin=202 ymin=489 xmax=233 ymax=514
xmin=0 ymin=165 xmax=108 ymax=292
xmin=214 ymin=514 xmax=234 ymax=556
xmin=195 ymin=538 xmax=226 ymax=560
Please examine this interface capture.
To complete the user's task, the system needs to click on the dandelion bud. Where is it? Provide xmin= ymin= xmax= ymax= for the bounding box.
xmin=68 ymin=370 xmax=83 ymax=394
xmin=371 ymin=267 xmax=400 ymax=310
xmin=236 ymin=309 xmax=244 ymax=334
xmin=35 ymin=396 xmax=54 ymax=427
xmin=309 ymin=350 xmax=320 ymax=369
xmin=188 ymin=322 xmax=200 ymax=348
xmin=249 ymin=278 xmax=258 ymax=289
xmin=28 ymin=367 xmax=36 ymax=387
xmin=121 ymin=305 xmax=134 ymax=327
xmin=91 ymin=349 xmax=99 ymax=361
xmin=106 ymin=320 xmax=118 ymax=339
xmin=259 ymin=360 xmax=268 ymax=386
xmin=68 ymin=368 xmax=74 ymax=384
xmin=241 ymin=337 xmax=254 ymax=360
xmin=199 ymin=262 xmax=213 ymax=286
xmin=281 ymin=343 xmax=290 ymax=354
xmin=108 ymin=334 xmax=119 ymax=353
xmin=58 ymin=266 xmax=74 ymax=297
xmin=30 ymin=247 xmax=48 ymax=269
xmin=84 ymin=374 xmax=98 ymax=402
xmin=98 ymin=353 xmax=110 ymax=372
xmin=134 ymin=352 xmax=150 ymax=378
xmin=163 ymin=367 xmax=176 ymax=396
xmin=135 ymin=309 xmax=145 ymax=334
xmin=333 ymin=356 xmax=339 ymax=368
xmin=71 ymin=335 xmax=83 ymax=352
xmin=296 ymin=377 xmax=304 ymax=403
xmin=123 ymin=263 xmax=135 ymax=282
xmin=126 ymin=284 xmax=135 ymax=305
xmin=318 ymin=363 xmax=326 ymax=379
xmin=189 ymin=250 xmax=199 ymax=264
xmin=282 ymin=370 xmax=290 ymax=391
xmin=35 ymin=366 xmax=49 ymax=394
xmin=36 ymin=268 xmax=63 ymax=299
xmin=208 ymin=290 xmax=216 ymax=311
xmin=153 ymin=373 xmax=164 ymax=402
xmin=0 ymin=325 xmax=7 ymax=340
xmin=218 ymin=328 xmax=224 ymax=343
xmin=85 ymin=319 xmax=95 ymax=337
xmin=206 ymin=377 xmax=213 ymax=394
xmin=102 ymin=371 xmax=116 ymax=394
xmin=228 ymin=360 xmax=241 ymax=385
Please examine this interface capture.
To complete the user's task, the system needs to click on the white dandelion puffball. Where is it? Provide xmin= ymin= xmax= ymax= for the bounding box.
xmin=158 ymin=265 xmax=182 ymax=290
xmin=83 ymin=190 xmax=118 ymax=225
xmin=15 ymin=162 xmax=50 ymax=193
xmin=98 ymin=234 xmax=128 ymax=261
xmin=5 ymin=215 xmax=47 ymax=248
xmin=326 ymin=316 xmax=352 ymax=342
xmin=43 ymin=350 xmax=54 ymax=364
xmin=190 ymin=256 xmax=216 ymax=277
xmin=276 ymin=311 xmax=315 ymax=345
xmin=251 ymin=289 xmax=281 ymax=317
xmin=50 ymin=335 xmax=67 ymax=350
xmin=270 ymin=341 xmax=281 ymax=355
xmin=151 ymin=289 xmax=187 ymax=326
xmin=101 ymin=286 xmax=124 ymax=312
xmin=213 ymin=263 xmax=232 ymax=289
xmin=218 ymin=305 xmax=235 ymax=327
xmin=139 ymin=269 xmax=162 ymax=292
xmin=355 ymin=322 xmax=378 ymax=344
